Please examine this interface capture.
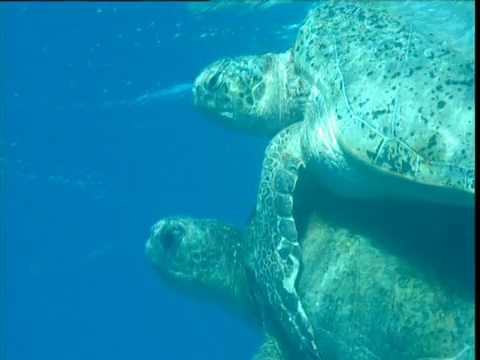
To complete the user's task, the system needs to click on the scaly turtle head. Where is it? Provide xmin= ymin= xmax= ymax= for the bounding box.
xmin=146 ymin=216 xmax=257 ymax=322
xmin=193 ymin=52 xmax=310 ymax=137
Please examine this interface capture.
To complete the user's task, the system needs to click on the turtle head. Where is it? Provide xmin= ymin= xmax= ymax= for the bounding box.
xmin=193 ymin=52 xmax=309 ymax=137
xmin=146 ymin=216 xmax=255 ymax=318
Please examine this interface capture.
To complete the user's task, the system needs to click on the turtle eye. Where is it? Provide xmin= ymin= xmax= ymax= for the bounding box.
xmin=205 ymin=72 xmax=221 ymax=91
xmin=161 ymin=224 xmax=185 ymax=251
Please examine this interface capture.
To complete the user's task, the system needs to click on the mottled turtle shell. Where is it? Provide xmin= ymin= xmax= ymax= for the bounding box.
xmin=293 ymin=2 xmax=474 ymax=197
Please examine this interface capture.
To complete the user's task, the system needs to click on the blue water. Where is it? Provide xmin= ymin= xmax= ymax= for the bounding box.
xmin=1 ymin=2 xmax=313 ymax=360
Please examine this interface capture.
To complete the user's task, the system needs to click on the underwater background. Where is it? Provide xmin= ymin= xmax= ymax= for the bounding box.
xmin=1 ymin=2 xmax=312 ymax=359
xmin=1 ymin=2 xmax=474 ymax=360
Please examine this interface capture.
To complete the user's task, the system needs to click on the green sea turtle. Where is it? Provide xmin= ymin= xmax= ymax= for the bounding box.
xmin=193 ymin=1 xmax=475 ymax=204
xmin=193 ymin=2 xmax=475 ymax=356
xmin=145 ymin=187 xmax=474 ymax=359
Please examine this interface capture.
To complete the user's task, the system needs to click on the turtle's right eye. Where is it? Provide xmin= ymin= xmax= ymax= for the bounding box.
xmin=205 ymin=72 xmax=221 ymax=91
xmin=161 ymin=224 xmax=185 ymax=251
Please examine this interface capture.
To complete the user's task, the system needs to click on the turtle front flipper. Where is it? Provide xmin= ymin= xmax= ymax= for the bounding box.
xmin=244 ymin=122 xmax=319 ymax=359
